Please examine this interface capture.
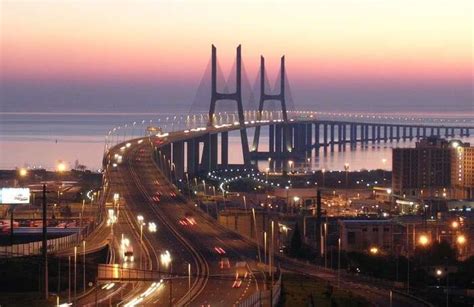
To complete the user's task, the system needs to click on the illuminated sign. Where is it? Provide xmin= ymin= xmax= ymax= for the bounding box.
xmin=0 ymin=188 xmax=31 ymax=204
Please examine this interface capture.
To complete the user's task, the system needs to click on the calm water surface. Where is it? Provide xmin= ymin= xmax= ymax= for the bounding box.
xmin=0 ymin=112 xmax=472 ymax=171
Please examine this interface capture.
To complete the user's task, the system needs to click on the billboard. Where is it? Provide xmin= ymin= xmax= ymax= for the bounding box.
xmin=0 ymin=188 xmax=30 ymax=204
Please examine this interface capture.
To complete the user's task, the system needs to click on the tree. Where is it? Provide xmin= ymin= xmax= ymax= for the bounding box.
xmin=415 ymin=241 xmax=457 ymax=266
xmin=289 ymin=222 xmax=303 ymax=257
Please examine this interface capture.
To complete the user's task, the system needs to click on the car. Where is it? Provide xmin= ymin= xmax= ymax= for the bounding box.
xmin=232 ymin=279 xmax=242 ymax=288
xmin=124 ymin=250 xmax=134 ymax=262
xmin=214 ymin=247 xmax=226 ymax=255
xmin=219 ymin=257 xmax=230 ymax=269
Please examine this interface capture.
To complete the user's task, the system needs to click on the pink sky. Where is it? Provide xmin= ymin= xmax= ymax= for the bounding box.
xmin=2 ymin=0 xmax=471 ymax=81
xmin=1 ymin=0 xmax=472 ymax=114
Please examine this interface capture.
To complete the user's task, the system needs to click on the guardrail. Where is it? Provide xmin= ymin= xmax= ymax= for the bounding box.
xmin=392 ymin=289 xmax=434 ymax=307
xmin=237 ymin=273 xmax=282 ymax=307
xmin=0 ymin=178 xmax=110 ymax=258
xmin=0 ymin=222 xmax=95 ymax=257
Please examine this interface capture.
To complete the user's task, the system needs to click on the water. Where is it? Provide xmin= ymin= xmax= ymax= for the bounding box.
xmin=0 ymin=112 xmax=472 ymax=171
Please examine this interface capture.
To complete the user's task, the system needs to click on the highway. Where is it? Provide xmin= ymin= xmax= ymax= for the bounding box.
xmin=73 ymin=135 xmax=263 ymax=306
xmin=116 ymin=138 xmax=263 ymax=306
xmin=68 ymin=118 xmax=433 ymax=306
xmin=98 ymin=129 xmax=429 ymax=306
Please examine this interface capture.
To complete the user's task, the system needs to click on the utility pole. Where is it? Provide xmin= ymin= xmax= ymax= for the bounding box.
xmin=10 ymin=205 xmax=14 ymax=245
xmin=42 ymin=184 xmax=48 ymax=300
xmin=169 ymin=262 xmax=173 ymax=307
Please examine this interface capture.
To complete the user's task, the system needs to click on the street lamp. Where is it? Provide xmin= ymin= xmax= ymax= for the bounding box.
xmin=137 ymin=215 xmax=144 ymax=269
xmin=160 ymin=250 xmax=172 ymax=267
xmin=418 ymin=234 xmax=430 ymax=247
xmin=293 ymin=196 xmax=300 ymax=214
xmin=369 ymin=246 xmax=379 ymax=255
xmin=344 ymin=163 xmax=350 ymax=202
xmin=321 ymin=168 xmax=326 ymax=187
xmin=148 ymin=222 xmax=157 ymax=233
xmin=456 ymin=234 xmax=466 ymax=245
xmin=82 ymin=240 xmax=86 ymax=294
xmin=381 ymin=158 xmax=387 ymax=181
xmin=288 ymin=160 xmax=294 ymax=173
xmin=436 ymin=268 xmax=443 ymax=277
xmin=18 ymin=168 xmax=28 ymax=177
xmin=56 ymin=161 xmax=67 ymax=173
xmin=451 ymin=221 xmax=459 ymax=229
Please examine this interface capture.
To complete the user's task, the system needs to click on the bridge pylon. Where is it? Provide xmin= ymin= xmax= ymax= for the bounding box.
xmin=252 ymin=55 xmax=288 ymax=152
xmin=208 ymin=44 xmax=250 ymax=165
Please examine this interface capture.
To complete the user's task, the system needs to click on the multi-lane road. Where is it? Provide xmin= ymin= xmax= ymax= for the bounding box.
xmin=84 ymin=136 xmax=264 ymax=306
xmin=73 ymin=127 xmax=431 ymax=306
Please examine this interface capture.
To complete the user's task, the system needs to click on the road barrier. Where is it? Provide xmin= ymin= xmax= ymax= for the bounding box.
xmin=0 ymin=221 xmax=95 ymax=258
xmin=0 ymin=182 xmax=110 ymax=258
xmin=237 ymin=273 xmax=282 ymax=307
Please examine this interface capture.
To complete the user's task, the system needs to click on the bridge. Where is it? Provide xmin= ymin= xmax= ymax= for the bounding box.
xmin=107 ymin=45 xmax=472 ymax=179
xmin=95 ymin=45 xmax=455 ymax=306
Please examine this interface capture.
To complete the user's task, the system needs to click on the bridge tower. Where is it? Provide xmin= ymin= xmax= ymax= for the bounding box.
xmin=252 ymin=55 xmax=288 ymax=152
xmin=208 ymin=45 xmax=250 ymax=165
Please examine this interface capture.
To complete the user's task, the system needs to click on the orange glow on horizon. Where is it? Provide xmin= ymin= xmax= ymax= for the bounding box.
xmin=1 ymin=0 xmax=471 ymax=83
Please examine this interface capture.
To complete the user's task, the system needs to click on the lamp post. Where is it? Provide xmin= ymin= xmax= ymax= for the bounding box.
xmin=74 ymin=245 xmax=77 ymax=304
xmin=137 ymin=215 xmax=144 ymax=269
xmin=321 ymin=169 xmax=326 ymax=188
xmin=82 ymin=241 xmax=86 ymax=294
xmin=381 ymin=158 xmax=387 ymax=181
xmin=456 ymin=234 xmax=466 ymax=257
xmin=324 ymin=222 xmax=328 ymax=268
xmin=293 ymin=196 xmax=300 ymax=214
xmin=68 ymin=255 xmax=71 ymax=303
xmin=337 ymin=237 xmax=341 ymax=288
xmin=264 ymin=231 xmax=267 ymax=265
xmin=344 ymin=163 xmax=350 ymax=203
xmin=252 ymin=208 xmax=261 ymax=263
xmin=188 ymin=263 xmax=191 ymax=306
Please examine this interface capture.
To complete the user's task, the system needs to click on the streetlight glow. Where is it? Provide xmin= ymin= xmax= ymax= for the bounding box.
xmin=56 ymin=161 xmax=67 ymax=172
xmin=160 ymin=250 xmax=172 ymax=267
xmin=456 ymin=234 xmax=466 ymax=245
xmin=148 ymin=222 xmax=157 ymax=233
xmin=418 ymin=234 xmax=430 ymax=247
xmin=369 ymin=247 xmax=379 ymax=255
xmin=18 ymin=168 xmax=28 ymax=177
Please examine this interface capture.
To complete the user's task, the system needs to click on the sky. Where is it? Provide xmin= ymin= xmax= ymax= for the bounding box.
xmin=1 ymin=0 xmax=472 ymax=114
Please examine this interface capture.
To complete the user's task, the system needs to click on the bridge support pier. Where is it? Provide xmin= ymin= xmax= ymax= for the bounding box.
xmin=221 ymin=132 xmax=228 ymax=167
xmin=315 ymin=124 xmax=320 ymax=149
xmin=172 ymin=141 xmax=185 ymax=180
xmin=323 ymin=124 xmax=328 ymax=151
xmin=330 ymin=124 xmax=335 ymax=151
xmin=186 ymin=139 xmax=199 ymax=176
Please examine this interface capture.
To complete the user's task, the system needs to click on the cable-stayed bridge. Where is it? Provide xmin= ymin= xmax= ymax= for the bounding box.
xmin=105 ymin=45 xmax=473 ymax=176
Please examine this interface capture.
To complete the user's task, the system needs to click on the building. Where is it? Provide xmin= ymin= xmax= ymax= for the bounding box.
xmin=338 ymin=219 xmax=398 ymax=253
xmin=338 ymin=215 xmax=473 ymax=258
xmin=392 ymin=137 xmax=464 ymax=199
xmin=451 ymin=141 xmax=474 ymax=199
